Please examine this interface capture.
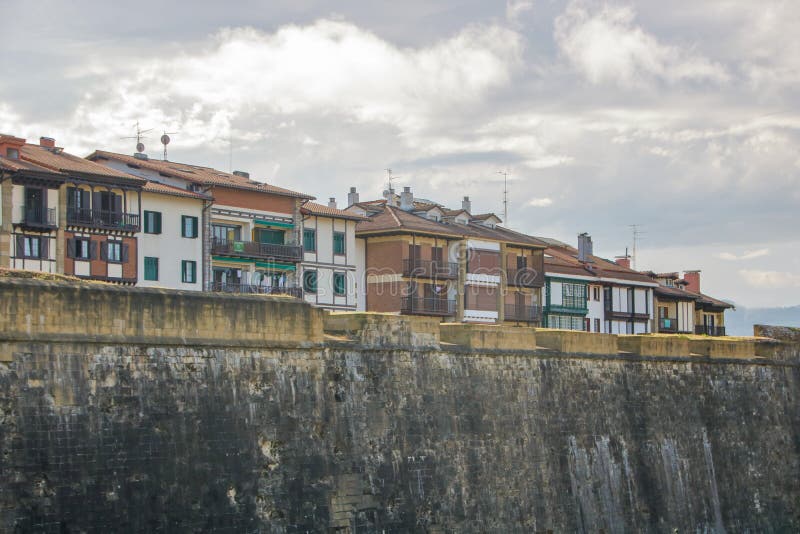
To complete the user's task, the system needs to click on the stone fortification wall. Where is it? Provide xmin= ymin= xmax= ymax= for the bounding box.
xmin=0 ymin=279 xmax=798 ymax=532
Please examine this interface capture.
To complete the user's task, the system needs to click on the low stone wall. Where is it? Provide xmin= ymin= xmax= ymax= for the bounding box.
xmin=323 ymin=312 xmax=441 ymax=349
xmin=535 ymin=328 xmax=618 ymax=354
xmin=0 ymin=278 xmax=325 ymax=348
xmin=440 ymin=323 xmax=537 ymax=351
xmin=689 ymin=337 xmax=756 ymax=359
xmin=618 ymin=334 xmax=691 ymax=357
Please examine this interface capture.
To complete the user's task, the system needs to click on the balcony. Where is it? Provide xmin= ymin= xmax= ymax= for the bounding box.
xmin=505 ymin=304 xmax=542 ymax=324
xmin=211 ymin=282 xmax=303 ymax=299
xmin=211 ymin=238 xmax=303 ymax=263
xmin=658 ymin=317 xmax=679 ymax=332
xmin=506 ymin=267 xmax=544 ymax=288
xmin=18 ymin=206 xmax=57 ymax=229
xmin=67 ymin=207 xmax=140 ymax=231
xmin=695 ymin=325 xmax=726 ymax=337
xmin=401 ymin=296 xmax=455 ymax=316
xmin=402 ymin=258 xmax=458 ymax=279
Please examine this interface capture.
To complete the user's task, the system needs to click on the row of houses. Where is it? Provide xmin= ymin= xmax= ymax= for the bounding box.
xmin=0 ymin=133 xmax=732 ymax=334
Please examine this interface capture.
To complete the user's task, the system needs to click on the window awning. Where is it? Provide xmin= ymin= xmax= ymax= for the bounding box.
xmin=254 ymin=219 xmax=294 ymax=229
xmin=255 ymin=261 xmax=296 ymax=271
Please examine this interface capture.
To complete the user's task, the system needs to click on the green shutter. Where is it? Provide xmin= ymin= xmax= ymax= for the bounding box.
xmin=333 ymin=232 xmax=345 ymax=255
xmin=182 ymin=216 xmax=198 ymax=238
xmin=333 ymin=272 xmax=345 ymax=295
xmin=144 ymin=257 xmax=159 ymax=281
xmin=303 ymin=229 xmax=316 ymax=252
xmin=303 ymin=270 xmax=317 ymax=293
xmin=182 ymin=260 xmax=196 ymax=283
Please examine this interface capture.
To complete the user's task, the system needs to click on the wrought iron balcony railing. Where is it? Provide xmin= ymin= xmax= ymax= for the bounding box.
xmin=19 ymin=206 xmax=57 ymax=228
xmin=67 ymin=207 xmax=139 ymax=231
xmin=211 ymin=238 xmax=303 ymax=263
xmin=402 ymin=258 xmax=458 ymax=279
xmin=695 ymin=325 xmax=726 ymax=337
xmin=401 ymin=296 xmax=455 ymax=316
xmin=504 ymin=304 xmax=543 ymax=323
xmin=658 ymin=317 xmax=679 ymax=332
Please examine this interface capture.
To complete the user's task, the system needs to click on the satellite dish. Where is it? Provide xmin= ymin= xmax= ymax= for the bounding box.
xmin=161 ymin=134 xmax=171 ymax=145
xmin=136 ymin=142 xmax=145 ymax=153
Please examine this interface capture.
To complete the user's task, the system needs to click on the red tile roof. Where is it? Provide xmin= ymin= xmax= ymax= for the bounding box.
xmin=301 ymin=202 xmax=366 ymax=220
xmin=1 ymin=143 xmax=142 ymax=182
xmin=142 ymin=180 xmax=211 ymax=200
xmin=88 ymin=150 xmax=313 ymax=199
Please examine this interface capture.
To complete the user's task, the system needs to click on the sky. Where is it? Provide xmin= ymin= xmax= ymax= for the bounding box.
xmin=1 ymin=0 xmax=798 ymax=307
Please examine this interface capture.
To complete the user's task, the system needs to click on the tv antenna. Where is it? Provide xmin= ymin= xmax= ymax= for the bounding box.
xmin=629 ymin=224 xmax=646 ymax=270
xmin=497 ymin=171 xmax=509 ymax=226
xmin=385 ymin=168 xmax=397 ymax=192
xmin=121 ymin=121 xmax=153 ymax=153
xmin=160 ymin=130 xmax=178 ymax=160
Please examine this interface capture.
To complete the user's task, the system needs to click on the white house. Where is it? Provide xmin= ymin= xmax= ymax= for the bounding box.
xmin=300 ymin=199 xmax=364 ymax=311
xmin=137 ymin=181 xmax=208 ymax=290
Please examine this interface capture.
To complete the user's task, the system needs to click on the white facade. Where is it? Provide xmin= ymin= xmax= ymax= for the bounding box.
xmin=586 ymin=284 xmax=605 ymax=333
xmin=138 ymin=191 xmax=204 ymax=290
xmin=301 ymin=213 xmax=358 ymax=310
xmin=7 ymin=183 xmax=58 ymax=273
xmin=603 ymin=284 xmax=655 ymax=334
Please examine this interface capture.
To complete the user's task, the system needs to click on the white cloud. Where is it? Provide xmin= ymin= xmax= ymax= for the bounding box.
xmin=57 ymin=20 xmax=523 ymax=154
xmin=739 ymin=269 xmax=800 ymax=288
xmin=527 ymin=197 xmax=553 ymax=207
xmin=717 ymin=248 xmax=770 ymax=261
xmin=554 ymin=2 xmax=729 ymax=87
xmin=506 ymin=0 xmax=534 ymax=25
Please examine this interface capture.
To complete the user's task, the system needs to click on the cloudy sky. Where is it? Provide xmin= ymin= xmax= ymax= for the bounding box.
xmin=2 ymin=0 xmax=798 ymax=307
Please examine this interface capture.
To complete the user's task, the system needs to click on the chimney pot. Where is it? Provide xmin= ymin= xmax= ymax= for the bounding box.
xmin=39 ymin=137 xmax=56 ymax=148
xmin=400 ymin=186 xmax=414 ymax=211
xmin=347 ymin=187 xmax=359 ymax=207
xmin=683 ymin=270 xmax=701 ymax=293
xmin=577 ymin=233 xmax=593 ymax=262
xmin=328 ymin=197 xmax=337 ymax=209
xmin=615 ymin=256 xmax=631 ymax=269
xmin=462 ymin=196 xmax=471 ymax=213
xmin=232 ymin=170 xmax=250 ymax=179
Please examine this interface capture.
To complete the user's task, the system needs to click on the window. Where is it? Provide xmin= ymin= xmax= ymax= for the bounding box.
xmin=594 ymin=318 xmax=601 ymax=333
xmin=68 ymin=237 xmax=93 ymax=260
xmin=256 ymin=228 xmax=284 ymax=244
xmin=303 ymin=269 xmax=317 ymax=293
xmin=181 ymin=260 xmax=197 ymax=283
xmin=144 ymin=211 xmax=162 ymax=234
xmin=181 ymin=215 xmax=198 ymax=238
xmin=16 ymin=235 xmax=44 ymax=258
xmin=303 ymin=229 xmax=316 ymax=252
xmin=144 ymin=257 xmax=159 ymax=281
xmin=101 ymin=240 xmax=126 ymax=263
xmin=333 ymin=272 xmax=346 ymax=295
xmin=212 ymin=224 xmax=241 ymax=242
xmin=593 ymin=286 xmax=601 ymax=301
xmin=562 ymin=283 xmax=586 ymax=309
xmin=6 ymin=147 xmax=19 ymax=159
xmin=333 ymin=232 xmax=345 ymax=255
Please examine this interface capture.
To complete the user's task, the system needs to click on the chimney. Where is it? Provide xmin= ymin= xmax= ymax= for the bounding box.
xmin=462 ymin=196 xmax=471 ymax=213
xmin=683 ymin=270 xmax=701 ymax=293
xmin=383 ymin=188 xmax=396 ymax=206
xmin=347 ymin=186 xmax=359 ymax=207
xmin=233 ymin=170 xmax=250 ymax=179
xmin=615 ymin=256 xmax=631 ymax=269
xmin=577 ymin=233 xmax=593 ymax=262
xmin=400 ymin=186 xmax=414 ymax=211
xmin=328 ymin=197 xmax=337 ymax=209
xmin=39 ymin=137 xmax=55 ymax=149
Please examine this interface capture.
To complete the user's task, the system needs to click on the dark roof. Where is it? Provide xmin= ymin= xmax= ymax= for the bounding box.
xmin=543 ymin=243 xmax=656 ymax=284
xmin=356 ymin=205 xmax=464 ymax=238
xmin=88 ymin=150 xmax=313 ymax=199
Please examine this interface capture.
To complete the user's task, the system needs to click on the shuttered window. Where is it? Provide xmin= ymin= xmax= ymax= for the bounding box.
xmin=67 ymin=237 xmax=93 ymax=260
xmin=333 ymin=232 xmax=345 ymax=255
xmin=101 ymin=241 xmax=128 ymax=263
xmin=144 ymin=211 xmax=162 ymax=234
xmin=303 ymin=229 xmax=316 ymax=252
xmin=144 ymin=257 xmax=159 ymax=281
xmin=333 ymin=272 xmax=346 ymax=295
xmin=181 ymin=260 xmax=197 ymax=283
xmin=15 ymin=235 xmax=46 ymax=259
xmin=303 ymin=270 xmax=317 ymax=293
xmin=181 ymin=215 xmax=198 ymax=238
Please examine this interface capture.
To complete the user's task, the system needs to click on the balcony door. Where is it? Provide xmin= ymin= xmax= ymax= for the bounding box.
xmin=256 ymin=228 xmax=284 ymax=245
xmin=24 ymin=187 xmax=46 ymax=223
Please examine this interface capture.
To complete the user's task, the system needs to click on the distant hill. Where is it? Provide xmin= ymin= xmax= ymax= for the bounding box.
xmin=725 ymin=305 xmax=800 ymax=336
